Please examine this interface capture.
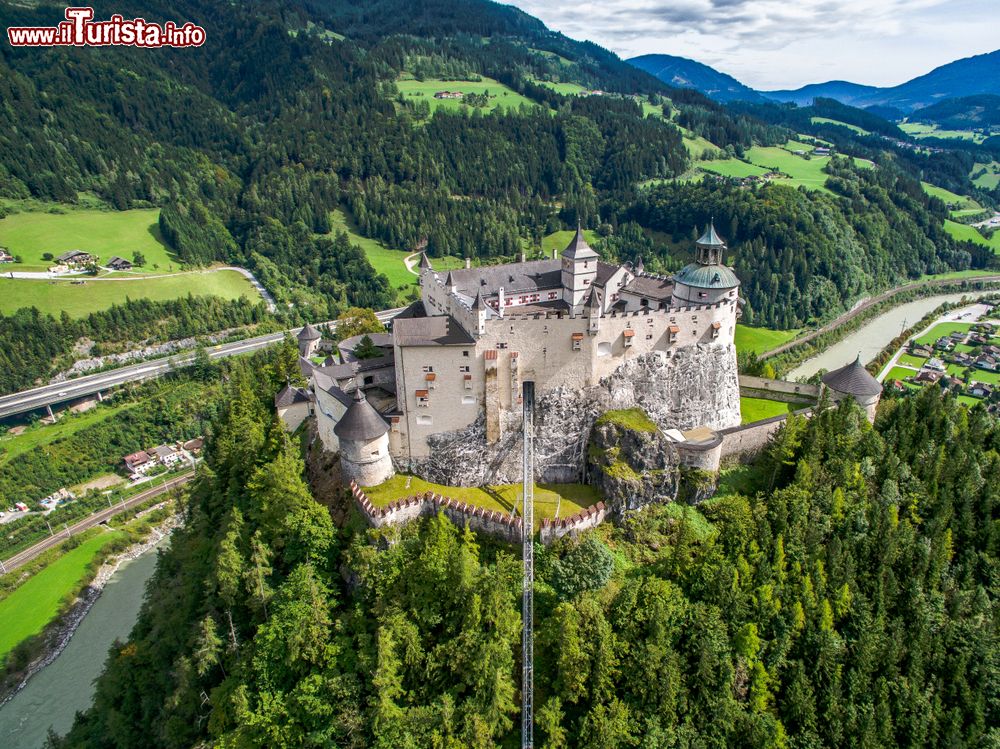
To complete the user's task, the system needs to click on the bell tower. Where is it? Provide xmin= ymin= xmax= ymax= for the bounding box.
xmin=560 ymin=225 xmax=598 ymax=312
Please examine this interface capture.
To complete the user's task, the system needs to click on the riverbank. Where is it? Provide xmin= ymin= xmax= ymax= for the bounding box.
xmin=0 ymin=505 xmax=180 ymax=706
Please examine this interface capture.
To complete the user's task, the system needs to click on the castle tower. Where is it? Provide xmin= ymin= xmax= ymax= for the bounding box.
xmin=471 ymin=286 xmax=490 ymax=336
xmin=585 ymin=285 xmax=602 ymax=334
xmin=670 ymin=222 xmax=741 ymax=308
xmin=561 ymin=226 xmax=598 ymax=312
xmin=333 ymin=388 xmax=394 ymax=486
xmin=297 ymin=322 xmax=322 ymax=358
xmin=820 ymin=355 xmax=882 ymax=423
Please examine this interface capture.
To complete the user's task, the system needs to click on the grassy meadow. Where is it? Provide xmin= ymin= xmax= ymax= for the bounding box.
xmin=0 ymin=270 xmax=259 ymax=317
xmin=0 ymin=207 xmax=177 ymax=272
xmin=972 ymin=162 xmax=1000 ymax=190
xmin=740 ymin=396 xmax=796 ymax=424
xmin=943 ymin=220 xmax=1000 ymax=254
xmin=913 ymin=322 xmax=974 ymax=346
xmin=697 ymin=147 xmax=871 ymax=193
xmin=810 ymin=117 xmax=870 ymax=135
xmin=0 ymin=530 xmax=124 ymax=662
xmin=734 ymin=324 xmax=799 ymax=355
xmin=921 ymin=182 xmax=981 ymax=209
xmin=360 ymin=475 xmax=602 ymax=531
xmin=396 ymin=77 xmax=538 ymax=115
xmin=529 ymin=79 xmax=589 ymax=96
xmin=0 ymin=402 xmax=131 ymax=467
xmin=900 ymin=122 xmax=987 ymax=143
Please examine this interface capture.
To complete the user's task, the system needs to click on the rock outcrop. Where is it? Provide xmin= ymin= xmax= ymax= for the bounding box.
xmin=411 ymin=343 xmax=740 ymax=486
xmin=586 ymin=408 xmax=679 ymax=516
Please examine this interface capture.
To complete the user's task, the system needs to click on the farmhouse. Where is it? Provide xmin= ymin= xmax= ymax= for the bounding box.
xmin=433 ymin=91 xmax=464 ymax=99
xmin=0 ymin=249 xmax=12 ymax=263
xmin=123 ymin=450 xmax=154 ymax=475
xmin=55 ymin=250 xmax=95 ymax=267
xmin=106 ymin=256 xmax=133 ymax=271
xmin=151 ymin=444 xmax=183 ymax=466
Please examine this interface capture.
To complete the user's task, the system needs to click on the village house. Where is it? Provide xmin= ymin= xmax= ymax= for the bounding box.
xmin=910 ymin=343 xmax=934 ymax=358
xmin=433 ymin=91 xmax=464 ymax=99
xmin=915 ymin=369 xmax=943 ymax=384
xmin=55 ymin=249 xmax=95 ymax=268
xmin=969 ymin=381 xmax=994 ymax=399
xmin=106 ymin=256 xmax=133 ymax=271
xmin=0 ymin=248 xmax=12 ymax=263
xmin=925 ymin=357 xmax=947 ymax=373
xmin=975 ymin=354 xmax=998 ymax=371
xmin=182 ymin=437 xmax=204 ymax=454
xmin=151 ymin=444 xmax=183 ymax=467
xmin=934 ymin=336 xmax=954 ymax=351
xmin=123 ymin=450 xmax=155 ymax=476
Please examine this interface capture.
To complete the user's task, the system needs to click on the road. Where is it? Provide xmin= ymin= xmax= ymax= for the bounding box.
xmin=0 ymin=307 xmax=404 ymax=420
xmin=0 ymin=471 xmax=194 ymax=574
xmin=761 ymin=274 xmax=1000 ymax=359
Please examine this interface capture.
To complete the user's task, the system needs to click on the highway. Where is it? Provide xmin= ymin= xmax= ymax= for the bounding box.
xmin=0 ymin=471 xmax=195 ymax=574
xmin=0 ymin=308 xmax=404 ymax=420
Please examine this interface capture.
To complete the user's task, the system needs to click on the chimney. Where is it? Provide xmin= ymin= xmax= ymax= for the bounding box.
xmin=465 ymin=258 xmax=471 ymax=269
xmin=552 ymin=248 xmax=557 ymax=259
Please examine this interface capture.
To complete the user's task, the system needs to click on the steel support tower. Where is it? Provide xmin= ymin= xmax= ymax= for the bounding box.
xmin=521 ymin=381 xmax=535 ymax=749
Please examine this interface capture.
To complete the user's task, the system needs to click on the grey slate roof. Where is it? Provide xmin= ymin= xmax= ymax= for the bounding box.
xmin=696 ymin=223 xmax=726 ymax=247
xmin=622 ymin=274 xmax=674 ymax=302
xmin=593 ymin=261 xmax=622 ymax=287
xmin=419 ymin=252 xmax=433 ymax=270
xmin=297 ymin=323 xmax=321 ymax=341
xmin=56 ymin=250 xmax=91 ymax=262
xmin=438 ymin=259 xmax=562 ymax=298
xmin=275 ymin=385 xmax=311 ymax=408
xmin=562 ymin=226 xmax=599 ymax=261
xmin=334 ymin=388 xmax=389 ymax=441
xmin=393 ymin=315 xmax=477 ymax=347
xmin=821 ymin=356 xmax=882 ymax=397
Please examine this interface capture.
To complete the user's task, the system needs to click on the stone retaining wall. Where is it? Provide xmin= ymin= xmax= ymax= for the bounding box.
xmin=719 ymin=407 xmax=814 ymax=462
xmin=540 ymin=502 xmax=609 ymax=544
xmin=739 ymin=375 xmax=820 ymax=404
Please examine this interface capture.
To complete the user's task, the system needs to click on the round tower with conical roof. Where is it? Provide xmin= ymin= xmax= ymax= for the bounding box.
xmin=820 ymin=355 xmax=882 ymax=423
xmin=670 ymin=222 xmax=741 ymax=308
xmin=297 ymin=322 xmax=322 ymax=357
xmin=334 ymin=388 xmax=394 ymax=486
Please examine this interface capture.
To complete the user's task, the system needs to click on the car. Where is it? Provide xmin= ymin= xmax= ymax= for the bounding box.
xmin=57 ymin=391 xmax=68 ymax=397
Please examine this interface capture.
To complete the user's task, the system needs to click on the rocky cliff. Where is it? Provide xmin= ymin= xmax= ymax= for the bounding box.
xmin=411 ymin=343 xmax=740 ymax=486
xmin=586 ymin=408 xmax=679 ymax=516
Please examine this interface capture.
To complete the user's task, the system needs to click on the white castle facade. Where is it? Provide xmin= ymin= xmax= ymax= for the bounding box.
xmin=283 ymin=224 xmax=745 ymax=487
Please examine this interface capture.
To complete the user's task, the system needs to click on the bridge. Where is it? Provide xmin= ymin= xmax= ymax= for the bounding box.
xmin=0 ymin=308 xmax=404 ymax=420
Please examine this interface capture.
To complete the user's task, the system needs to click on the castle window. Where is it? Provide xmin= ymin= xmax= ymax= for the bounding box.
xmin=422 ymin=365 xmax=434 ymax=373
xmin=462 ymin=395 xmax=475 ymax=405
xmin=583 ymin=279 xmax=590 ymax=285
xmin=416 ymin=414 xmax=432 ymax=425
xmin=698 ymin=291 xmax=708 ymax=299
xmin=364 ymin=375 xmax=374 ymax=386
xmin=668 ymin=325 xmax=680 ymax=343
xmin=646 ymin=334 xmax=653 ymax=340
xmin=597 ymin=341 xmax=611 ymax=357
xmin=415 ymin=389 xmax=429 ymax=407
xmin=497 ymin=342 xmax=508 ymax=349
xmin=711 ymin=321 xmax=721 ymax=339
xmin=464 ymin=374 xmax=473 ymax=389
xmin=547 ymin=291 xmax=558 ymax=300
xmin=572 ymin=333 xmax=584 ymax=351
xmin=463 ymin=350 xmax=470 ymax=357
xmin=623 ymin=329 xmax=635 ymax=348
xmin=459 ymin=365 xmax=470 ymax=373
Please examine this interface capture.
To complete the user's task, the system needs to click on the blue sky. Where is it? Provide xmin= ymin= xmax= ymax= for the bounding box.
xmin=506 ymin=0 xmax=998 ymax=89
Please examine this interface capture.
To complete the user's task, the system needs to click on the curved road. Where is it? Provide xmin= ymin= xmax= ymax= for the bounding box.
xmin=0 ymin=472 xmax=194 ymax=574
xmin=762 ymin=274 xmax=1000 ymax=358
xmin=0 ymin=307 xmax=404 ymax=420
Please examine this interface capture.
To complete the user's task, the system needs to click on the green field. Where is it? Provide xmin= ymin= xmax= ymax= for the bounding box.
xmin=361 ymin=475 xmax=601 ymax=531
xmin=697 ymin=147 xmax=870 ymax=193
xmin=966 ymin=368 xmax=1000 ymax=385
xmin=898 ymin=353 xmax=928 ymax=368
xmin=0 ymin=531 xmax=124 ymax=661
xmin=699 ymin=159 xmax=770 ymax=179
xmin=943 ymin=220 xmax=1000 ymax=253
xmin=921 ymin=182 xmax=980 ymax=210
xmin=734 ymin=324 xmax=799 ymax=355
xmin=740 ymin=396 xmax=795 ymax=424
xmin=530 ymin=79 xmax=589 ymax=96
xmin=0 ymin=270 xmax=259 ymax=317
xmin=0 ymin=402 xmax=130 ymax=466
xmin=396 ymin=77 xmax=538 ymax=115
xmin=0 ymin=208 xmax=177 ymax=272
xmin=810 ymin=117 xmax=870 ymax=135
xmin=885 ymin=366 xmax=916 ymax=383
xmin=914 ymin=322 xmax=973 ymax=346
xmin=900 ymin=122 xmax=987 ymax=143
xmin=539 ymin=229 xmax=600 ymax=257
xmin=972 ymin=162 xmax=1000 ymax=189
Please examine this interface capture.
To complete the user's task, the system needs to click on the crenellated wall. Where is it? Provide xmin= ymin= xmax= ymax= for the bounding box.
xmin=540 ymin=502 xmax=609 ymax=544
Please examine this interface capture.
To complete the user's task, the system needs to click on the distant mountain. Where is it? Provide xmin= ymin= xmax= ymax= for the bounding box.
xmin=763 ymin=81 xmax=878 ymax=107
xmin=909 ymin=94 xmax=1000 ymax=129
xmin=627 ymin=53 xmax=767 ymax=103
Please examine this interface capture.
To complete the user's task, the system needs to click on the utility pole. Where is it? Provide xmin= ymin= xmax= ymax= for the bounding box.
xmin=521 ymin=381 xmax=535 ymax=749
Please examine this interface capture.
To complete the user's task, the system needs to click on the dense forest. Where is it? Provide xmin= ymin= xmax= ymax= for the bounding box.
xmin=0 ymin=295 xmax=273 ymax=396
xmin=0 ymin=0 xmax=994 ymax=330
xmin=49 ymin=349 xmax=998 ymax=748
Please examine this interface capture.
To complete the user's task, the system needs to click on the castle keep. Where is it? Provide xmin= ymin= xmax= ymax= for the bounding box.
xmin=289 ymin=224 xmax=745 ymax=486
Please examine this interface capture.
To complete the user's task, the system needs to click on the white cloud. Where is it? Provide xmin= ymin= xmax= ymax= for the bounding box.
xmin=505 ymin=0 xmax=998 ymax=88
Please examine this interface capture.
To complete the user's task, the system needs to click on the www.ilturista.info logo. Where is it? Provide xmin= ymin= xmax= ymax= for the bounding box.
xmin=7 ymin=7 xmax=205 ymax=47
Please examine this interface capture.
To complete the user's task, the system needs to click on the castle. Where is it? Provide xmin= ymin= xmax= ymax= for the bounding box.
xmin=279 ymin=224 xmax=747 ymax=487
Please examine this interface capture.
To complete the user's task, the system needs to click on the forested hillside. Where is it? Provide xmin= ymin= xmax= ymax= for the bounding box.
xmin=0 ymin=0 xmax=993 ymax=331
xmin=49 ymin=347 xmax=998 ymax=748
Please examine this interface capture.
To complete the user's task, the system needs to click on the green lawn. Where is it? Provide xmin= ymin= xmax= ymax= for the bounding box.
xmin=396 ymin=77 xmax=539 ymax=116
xmin=900 ymin=122 xmax=987 ymax=143
xmin=921 ymin=182 xmax=980 ymax=210
xmin=919 ymin=269 xmax=1000 ymax=281
xmin=699 ymin=159 xmax=770 ymax=179
xmin=540 ymin=229 xmax=600 ymax=258
xmin=682 ymin=133 xmax=720 ymax=158
xmin=740 ymin=397 xmax=799 ymax=424
xmin=885 ymin=366 xmax=916 ymax=383
xmin=529 ymin=79 xmax=589 ymax=96
xmin=734 ymin=324 xmax=799 ymax=355
xmin=914 ymin=322 xmax=973 ymax=346
xmin=810 ymin=117 xmax=870 ymax=135
xmin=0 ymin=530 xmax=124 ymax=661
xmin=360 ymin=475 xmax=602 ymax=531
xmin=898 ymin=353 xmax=928 ymax=368
xmin=972 ymin=162 xmax=1000 ymax=189
xmin=965 ymin=368 xmax=1000 ymax=385
xmin=0 ymin=269 xmax=259 ymax=317
xmin=943 ymin=220 xmax=1000 ymax=253
xmin=0 ymin=402 xmax=131 ymax=466
xmin=698 ymin=148 xmax=870 ymax=193
xmin=0 ymin=207 xmax=177 ymax=272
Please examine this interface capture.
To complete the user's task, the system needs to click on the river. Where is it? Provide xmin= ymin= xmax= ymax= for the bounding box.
xmin=787 ymin=292 xmax=977 ymax=380
xmin=0 ymin=539 xmax=166 ymax=749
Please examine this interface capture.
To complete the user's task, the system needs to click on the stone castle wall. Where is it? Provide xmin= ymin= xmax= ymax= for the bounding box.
xmin=739 ymin=375 xmax=821 ymax=404
xmin=540 ymin=502 xmax=609 ymax=544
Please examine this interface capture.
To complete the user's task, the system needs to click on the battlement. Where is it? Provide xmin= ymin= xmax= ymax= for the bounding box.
xmin=539 ymin=501 xmax=609 ymax=544
xmin=498 ymin=298 xmax=735 ymax=322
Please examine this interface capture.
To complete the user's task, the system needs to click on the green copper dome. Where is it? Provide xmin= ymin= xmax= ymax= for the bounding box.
xmin=673 ymin=262 xmax=740 ymax=289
